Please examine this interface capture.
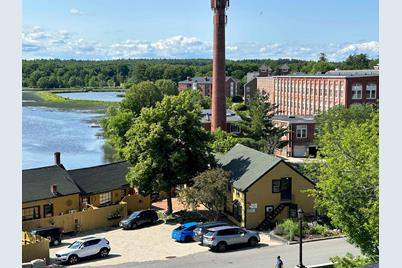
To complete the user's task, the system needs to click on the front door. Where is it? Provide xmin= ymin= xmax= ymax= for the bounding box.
xmin=280 ymin=177 xmax=292 ymax=201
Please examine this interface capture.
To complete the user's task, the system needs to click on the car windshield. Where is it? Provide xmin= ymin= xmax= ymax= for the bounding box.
xmin=128 ymin=211 xmax=141 ymax=219
xmin=68 ymin=241 xmax=82 ymax=249
xmin=175 ymin=226 xmax=185 ymax=231
xmin=204 ymin=231 xmax=214 ymax=237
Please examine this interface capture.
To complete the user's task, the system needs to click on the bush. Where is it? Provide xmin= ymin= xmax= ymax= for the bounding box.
xmin=331 ymin=253 xmax=374 ymax=268
xmin=164 ymin=210 xmax=207 ymax=224
xmin=277 ymin=219 xmax=299 ymax=241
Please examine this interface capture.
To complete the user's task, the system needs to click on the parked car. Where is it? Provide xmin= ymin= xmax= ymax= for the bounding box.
xmin=193 ymin=221 xmax=229 ymax=243
xmin=30 ymin=226 xmax=63 ymax=246
xmin=171 ymin=222 xmax=201 ymax=242
xmin=119 ymin=209 xmax=158 ymax=229
xmin=55 ymin=236 xmax=110 ymax=265
xmin=202 ymin=226 xmax=260 ymax=252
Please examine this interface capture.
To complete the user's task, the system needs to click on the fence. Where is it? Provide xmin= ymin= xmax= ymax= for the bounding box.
xmin=22 ymin=203 xmax=128 ymax=233
xmin=121 ymin=194 xmax=151 ymax=212
xmin=22 ymin=232 xmax=49 ymax=263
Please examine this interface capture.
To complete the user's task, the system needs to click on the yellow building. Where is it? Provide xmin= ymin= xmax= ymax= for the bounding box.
xmin=68 ymin=161 xmax=134 ymax=208
xmin=218 ymin=144 xmax=315 ymax=229
xmin=22 ymin=165 xmax=82 ymax=221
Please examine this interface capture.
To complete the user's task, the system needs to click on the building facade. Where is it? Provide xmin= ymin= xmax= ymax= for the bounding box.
xmin=255 ymin=69 xmax=379 ymax=116
xmin=272 ymin=116 xmax=317 ymax=158
xmin=178 ymin=76 xmax=240 ymax=98
xmin=219 ymin=144 xmax=315 ymax=229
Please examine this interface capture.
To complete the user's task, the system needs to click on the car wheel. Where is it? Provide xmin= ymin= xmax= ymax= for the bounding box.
xmin=184 ymin=236 xmax=192 ymax=243
xmin=53 ymin=239 xmax=61 ymax=246
xmin=248 ymin=237 xmax=258 ymax=247
xmin=99 ymin=248 xmax=110 ymax=258
xmin=68 ymin=254 xmax=79 ymax=265
xmin=217 ymin=242 xmax=227 ymax=252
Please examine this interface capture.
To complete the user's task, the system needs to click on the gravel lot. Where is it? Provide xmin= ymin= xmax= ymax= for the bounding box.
xmin=49 ymin=222 xmax=279 ymax=267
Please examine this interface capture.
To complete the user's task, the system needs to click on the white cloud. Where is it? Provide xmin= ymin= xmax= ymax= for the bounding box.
xmin=22 ymin=27 xmax=379 ymax=61
xmin=69 ymin=8 xmax=86 ymax=16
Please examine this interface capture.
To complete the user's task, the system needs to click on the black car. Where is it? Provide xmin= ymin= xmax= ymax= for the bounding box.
xmin=31 ymin=226 xmax=63 ymax=246
xmin=119 ymin=210 xmax=158 ymax=229
xmin=193 ymin=221 xmax=229 ymax=243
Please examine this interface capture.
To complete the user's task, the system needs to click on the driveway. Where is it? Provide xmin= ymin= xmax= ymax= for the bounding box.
xmin=49 ymin=222 xmax=276 ymax=267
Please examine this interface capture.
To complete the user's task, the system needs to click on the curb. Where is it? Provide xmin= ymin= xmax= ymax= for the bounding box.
xmin=269 ymin=230 xmax=344 ymax=245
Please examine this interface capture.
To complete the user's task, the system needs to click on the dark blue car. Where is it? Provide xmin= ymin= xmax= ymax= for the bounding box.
xmin=171 ymin=222 xmax=201 ymax=242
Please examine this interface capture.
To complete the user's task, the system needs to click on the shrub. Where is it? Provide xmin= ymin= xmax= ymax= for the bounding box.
xmin=278 ymin=219 xmax=299 ymax=241
xmin=165 ymin=210 xmax=207 ymax=224
xmin=331 ymin=253 xmax=373 ymax=268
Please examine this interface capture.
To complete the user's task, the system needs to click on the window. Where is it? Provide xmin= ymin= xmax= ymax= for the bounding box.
xmin=296 ymin=125 xmax=308 ymax=138
xmin=329 ymin=82 xmax=333 ymax=97
xmin=320 ymin=83 xmax=323 ymax=96
xmin=340 ymin=81 xmax=345 ymax=99
xmin=324 ymin=82 xmax=327 ymax=96
xmin=99 ymin=192 xmax=112 ymax=205
xmin=43 ymin=204 xmax=53 ymax=218
xmin=335 ymin=83 xmax=338 ymax=98
xmin=230 ymin=82 xmax=234 ymax=96
xmin=272 ymin=180 xmax=281 ymax=193
xmin=366 ymin=83 xmax=377 ymax=99
xmin=22 ymin=206 xmax=40 ymax=221
xmin=352 ymin=83 xmax=362 ymax=99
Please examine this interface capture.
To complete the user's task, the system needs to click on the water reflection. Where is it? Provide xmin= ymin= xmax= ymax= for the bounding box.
xmin=22 ymin=106 xmax=115 ymax=170
xmin=56 ymin=91 xmax=124 ymax=102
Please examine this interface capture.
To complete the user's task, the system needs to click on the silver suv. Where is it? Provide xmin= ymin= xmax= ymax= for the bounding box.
xmin=202 ymin=226 xmax=260 ymax=252
xmin=55 ymin=236 xmax=111 ymax=265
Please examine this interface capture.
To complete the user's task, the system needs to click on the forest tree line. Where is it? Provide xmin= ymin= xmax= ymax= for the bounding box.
xmin=22 ymin=54 xmax=379 ymax=90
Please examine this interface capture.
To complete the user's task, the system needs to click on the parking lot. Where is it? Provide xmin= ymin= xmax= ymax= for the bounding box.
xmin=49 ymin=221 xmax=277 ymax=267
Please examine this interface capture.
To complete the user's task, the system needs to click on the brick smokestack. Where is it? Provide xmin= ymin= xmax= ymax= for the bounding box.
xmin=54 ymin=152 xmax=61 ymax=165
xmin=211 ymin=0 xmax=228 ymax=131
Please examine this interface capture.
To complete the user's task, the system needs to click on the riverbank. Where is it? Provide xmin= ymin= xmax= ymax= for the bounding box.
xmin=22 ymin=91 xmax=112 ymax=112
xmin=23 ymin=87 xmax=125 ymax=93
xmin=36 ymin=91 xmax=117 ymax=105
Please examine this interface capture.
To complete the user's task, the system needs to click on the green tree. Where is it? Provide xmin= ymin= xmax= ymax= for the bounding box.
xmin=178 ymin=168 xmax=230 ymax=220
xmin=310 ymin=105 xmax=379 ymax=260
xmin=102 ymin=81 xmax=163 ymax=158
xmin=120 ymin=81 xmax=163 ymax=115
xmin=319 ymin=52 xmax=328 ymax=62
xmin=155 ymin=79 xmax=178 ymax=96
xmin=210 ymin=128 xmax=240 ymax=153
xmin=343 ymin=54 xmax=370 ymax=70
xmin=235 ymin=91 xmax=288 ymax=154
xmin=122 ymin=90 xmax=215 ymax=214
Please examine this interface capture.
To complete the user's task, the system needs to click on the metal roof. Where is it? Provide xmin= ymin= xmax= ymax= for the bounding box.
xmin=272 ymin=115 xmax=316 ymax=124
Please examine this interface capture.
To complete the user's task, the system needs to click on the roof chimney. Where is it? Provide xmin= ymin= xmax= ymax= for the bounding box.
xmin=54 ymin=152 xmax=61 ymax=165
xmin=51 ymin=184 xmax=58 ymax=195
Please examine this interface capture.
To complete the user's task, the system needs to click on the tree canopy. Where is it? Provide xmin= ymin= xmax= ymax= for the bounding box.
xmin=234 ymin=91 xmax=288 ymax=154
xmin=122 ymin=90 xmax=215 ymax=214
xmin=178 ymin=168 xmax=231 ymax=220
xmin=310 ymin=105 xmax=379 ymax=260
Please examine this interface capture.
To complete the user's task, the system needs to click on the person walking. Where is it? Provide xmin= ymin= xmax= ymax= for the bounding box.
xmin=276 ymin=256 xmax=284 ymax=268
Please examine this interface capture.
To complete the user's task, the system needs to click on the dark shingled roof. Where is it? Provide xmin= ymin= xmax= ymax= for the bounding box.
xmin=22 ymin=165 xmax=81 ymax=203
xmin=68 ymin=161 xmax=130 ymax=195
xmin=217 ymin=144 xmax=283 ymax=191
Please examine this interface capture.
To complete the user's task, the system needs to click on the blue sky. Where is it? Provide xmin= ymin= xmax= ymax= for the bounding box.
xmin=22 ymin=0 xmax=379 ymax=61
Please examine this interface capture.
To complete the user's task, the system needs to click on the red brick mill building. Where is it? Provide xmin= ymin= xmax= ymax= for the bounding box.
xmin=178 ymin=76 xmax=241 ymax=98
xmin=244 ymin=69 xmax=379 ymax=157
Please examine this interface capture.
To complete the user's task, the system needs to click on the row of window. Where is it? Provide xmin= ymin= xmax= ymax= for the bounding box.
xmin=22 ymin=204 xmax=53 ymax=221
xmin=352 ymin=83 xmax=377 ymax=100
xmin=274 ymin=79 xmax=345 ymax=99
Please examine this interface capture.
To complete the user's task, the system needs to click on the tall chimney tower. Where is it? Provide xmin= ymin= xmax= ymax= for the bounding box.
xmin=211 ymin=0 xmax=229 ymax=131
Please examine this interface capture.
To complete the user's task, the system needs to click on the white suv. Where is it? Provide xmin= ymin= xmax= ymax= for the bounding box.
xmin=55 ymin=236 xmax=111 ymax=265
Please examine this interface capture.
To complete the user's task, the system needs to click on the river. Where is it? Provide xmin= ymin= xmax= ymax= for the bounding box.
xmin=22 ymin=91 xmax=120 ymax=170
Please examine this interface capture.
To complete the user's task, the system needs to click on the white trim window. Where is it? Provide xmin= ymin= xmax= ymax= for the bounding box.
xmin=296 ymin=125 xmax=308 ymax=139
xmin=340 ymin=81 xmax=345 ymax=99
xmin=99 ymin=192 xmax=112 ymax=205
xmin=352 ymin=83 xmax=363 ymax=99
xmin=366 ymin=83 xmax=377 ymax=99
xmin=230 ymin=82 xmax=234 ymax=96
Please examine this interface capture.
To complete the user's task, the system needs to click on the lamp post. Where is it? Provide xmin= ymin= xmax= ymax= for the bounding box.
xmin=297 ymin=208 xmax=306 ymax=268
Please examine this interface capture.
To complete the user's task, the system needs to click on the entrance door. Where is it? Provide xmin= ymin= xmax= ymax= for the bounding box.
xmin=280 ymin=177 xmax=292 ymax=201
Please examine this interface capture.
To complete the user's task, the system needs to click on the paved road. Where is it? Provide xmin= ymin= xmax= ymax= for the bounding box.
xmin=99 ymin=238 xmax=359 ymax=268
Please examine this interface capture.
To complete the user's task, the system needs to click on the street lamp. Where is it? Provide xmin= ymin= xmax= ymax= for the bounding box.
xmin=297 ymin=208 xmax=306 ymax=268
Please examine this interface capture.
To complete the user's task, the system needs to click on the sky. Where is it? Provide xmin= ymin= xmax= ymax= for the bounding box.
xmin=22 ymin=0 xmax=379 ymax=61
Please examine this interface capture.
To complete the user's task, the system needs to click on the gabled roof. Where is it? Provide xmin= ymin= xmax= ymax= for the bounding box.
xmin=68 ymin=161 xmax=130 ymax=195
xmin=217 ymin=144 xmax=282 ymax=191
xmin=178 ymin=76 xmax=238 ymax=84
xmin=22 ymin=165 xmax=81 ymax=203
xmin=217 ymin=144 xmax=314 ymax=192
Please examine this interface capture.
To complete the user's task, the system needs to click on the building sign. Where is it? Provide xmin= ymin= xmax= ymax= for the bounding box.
xmin=249 ymin=203 xmax=258 ymax=209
